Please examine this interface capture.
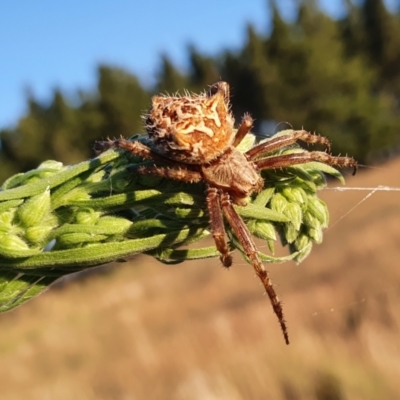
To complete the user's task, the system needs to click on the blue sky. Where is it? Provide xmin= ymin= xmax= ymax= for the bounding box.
xmin=0 ymin=0 xmax=397 ymax=128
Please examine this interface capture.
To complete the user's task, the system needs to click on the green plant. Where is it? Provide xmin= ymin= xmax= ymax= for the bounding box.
xmin=0 ymin=132 xmax=347 ymax=312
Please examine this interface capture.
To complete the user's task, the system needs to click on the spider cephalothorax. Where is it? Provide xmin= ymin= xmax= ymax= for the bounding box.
xmin=96 ymin=82 xmax=357 ymax=344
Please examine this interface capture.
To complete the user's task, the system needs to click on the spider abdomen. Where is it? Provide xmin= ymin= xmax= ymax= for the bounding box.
xmin=201 ymin=147 xmax=263 ymax=205
xmin=145 ymin=85 xmax=235 ymax=164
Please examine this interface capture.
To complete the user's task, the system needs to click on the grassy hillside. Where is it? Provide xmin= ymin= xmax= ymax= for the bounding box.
xmin=0 ymin=159 xmax=399 ymax=399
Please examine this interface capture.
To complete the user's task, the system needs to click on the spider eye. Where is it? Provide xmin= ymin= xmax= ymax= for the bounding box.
xmin=207 ymin=81 xmax=230 ymax=103
xmin=207 ymin=84 xmax=218 ymax=97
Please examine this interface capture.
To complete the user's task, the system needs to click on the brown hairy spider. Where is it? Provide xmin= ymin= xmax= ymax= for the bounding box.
xmin=96 ymin=82 xmax=357 ymax=344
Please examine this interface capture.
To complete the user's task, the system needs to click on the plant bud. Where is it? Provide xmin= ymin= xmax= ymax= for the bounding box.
xmin=25 ymin=225 xmax=54 ymax=244
xmin=75 ymin=209 xmax=101 ymax=225
xmin=270 ymin=193 xmax=289 ymax=214
xmin=283 ymin=202 xmax=303 ymax=231
xmin=17 ymin=189 xmax=51 ymax=228
xmin=0 ymin=234 xmax=40 ymax=257
xmin=281 ymin=186 xmax=307 ymax=205
xmin=96 ymin=216 xmax=132 ymax=235
xmin=307 ymin=197 xmax=329 ymax=227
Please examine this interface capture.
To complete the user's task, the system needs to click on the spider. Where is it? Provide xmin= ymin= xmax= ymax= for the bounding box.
xmin=95 ymin=81 xmax=357 ymax=344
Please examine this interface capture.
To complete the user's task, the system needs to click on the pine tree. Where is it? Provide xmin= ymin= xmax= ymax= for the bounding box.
xmin=361 ymin=0 xmax=400 ymax=92
xmin=0 ymin=67 xmax=150 ymax=182
xmin=187 ymin=45 xmax=219 ymax=92
xmin=97 ymin=65 xmax=150 ymax=138
xmin=155 ymin=55 xmax=187 ymax=94
xmin=2 ymin=0 xmax=400 ymax=183
xmin=340 ymin=0 xmax=365 ymax=59
xmin=221 ymin=23 xmax=278 ymax=131
xmin=265 ymin=1 xmax=400 ymax=161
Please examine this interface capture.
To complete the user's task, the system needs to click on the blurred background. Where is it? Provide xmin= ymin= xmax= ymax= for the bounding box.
xmin=1 ymin=0 xmax=400 ymax=399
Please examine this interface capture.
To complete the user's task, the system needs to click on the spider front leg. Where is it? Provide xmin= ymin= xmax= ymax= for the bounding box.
xmin=232 ymin=113 xmax=254 ymax=147
xmin=95 ymin=137 xmax=191 ymax=168
xmin=246 ymin=130 xmax=331 ymax=160
xmin=206 ymin=187 xmax=232 ymax=268
xmin=254 ymin=151 xmax=357 ymax=175
xmin=220 ymin=192 xmax=289 ymax=345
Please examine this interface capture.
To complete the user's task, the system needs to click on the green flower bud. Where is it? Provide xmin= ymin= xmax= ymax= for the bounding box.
xmin=17 ymin=189 xmax=51 ymax=228
xmin=254 ymin=220 xmax=277 ymax=241
xmin=308 ymin=226 xmax=323 ymax=244
xmin=57 ymin=233 xmax=108 ymax=248
xmin=270 ymin=193 xmax=289 ymax=214
xmin=306 ymin=197 xmax=329 ymax=227
xmin=283 ymin=222 xmax=299 ymax=244
xmin=283 ymin=202 xmax=303 ymax=231
xmin=0 ymin=209 xmax=17 ymax=228
xmin=84 ymin=170 xmax=106 ymax=184
xmin=281 ymin=186 xmax=307 ymax=205
xmin=25 ymin=225 xmax=54 ymax=244
xmin=253 ymin=187 xmax=275 ymax=207
xmin=303 ymin=210 xmax=321 ymax=229
xmin=253 ymin=220 xmax=276 ymax=254
xmin=294 ymin=232 xmax=311 ymax=252
xmin=0 ymin=234 xmax=40 ymax=257
xmin=293 ymin=242 xmax=312 ymax=263
xmin=75 ymin=209 xmax=101 ymax=225
xmin=290 ymin=232 xmax=313 ymax=262
xmin=0 ymin=234 xmax=29 ymax=250
xmin=293 ymin=178 xmax=317 ymax=194
xmin=61 ymin=188 xmax=92 ymax=205
xmin=95 ymin=216 xmax=132 ymax=235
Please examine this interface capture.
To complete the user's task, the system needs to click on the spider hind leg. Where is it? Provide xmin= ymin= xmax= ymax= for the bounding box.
xmin=254 ymin=151 xmax=358 ymax=175
xmin=220 ymin=192 xmax=290 ymax=345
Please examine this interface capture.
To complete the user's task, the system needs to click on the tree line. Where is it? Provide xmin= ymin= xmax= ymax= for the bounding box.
xmin=1 ymin=0 xmax=400 ymax=183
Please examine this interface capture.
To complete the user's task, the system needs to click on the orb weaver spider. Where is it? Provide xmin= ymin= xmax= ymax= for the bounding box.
xmin=96 ymin=82 xmax=357 ymax=344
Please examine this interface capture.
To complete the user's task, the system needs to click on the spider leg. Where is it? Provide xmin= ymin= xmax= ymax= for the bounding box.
xmin=220 ymin=192 xmax=289 ymax=345
xmin=232 ymin=113 xmax=254 ymax=147
xmin=206 ymin=187 xmax=232 ymax=268
xmin=134 ymin=166 xmax=202 ymax=183
xmin=254 ymin=151 xmax=357 ymax=175
xmin=246 ymin=130 xmax=331 ymax=160
xmin=94 ymin=138 xmax=191 ymax=168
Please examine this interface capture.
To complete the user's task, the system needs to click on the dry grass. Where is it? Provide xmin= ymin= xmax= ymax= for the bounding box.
xmin=0 ymin=159 xmax=399 ymax=399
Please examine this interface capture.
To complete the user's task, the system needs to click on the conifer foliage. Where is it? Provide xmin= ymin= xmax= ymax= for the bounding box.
xmin=1 ymin=0 xmax=400 ymax=183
